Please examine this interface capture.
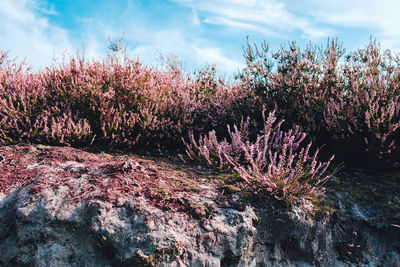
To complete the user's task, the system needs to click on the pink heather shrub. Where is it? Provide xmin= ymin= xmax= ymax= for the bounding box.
xmin=241 ymin=38 xmax=400 ymax=170
xmin=0 ymin=50 xmax=255 ymax=151
xmin=0 ymin=53 xmax=46 ymax=145
xmin=1 ymin=37 xmax=399 ymax=171
xmin=323 ymin=42 xmax=400 ymax=169
xmin=186 ymin=110 xmax=335 ymax=202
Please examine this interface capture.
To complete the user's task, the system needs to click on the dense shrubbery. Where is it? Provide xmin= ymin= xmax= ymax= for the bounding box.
xmin=1 ymin=37 xmax=399 ymax=203
xmin=0 ymin=51 xmax=255 ymax=151
xmin=241 ymin=38 xmax=400 ymax=170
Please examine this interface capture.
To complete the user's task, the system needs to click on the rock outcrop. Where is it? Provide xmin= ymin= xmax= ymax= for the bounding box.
xmin=0 ymin=145 xmax=399 ymax=266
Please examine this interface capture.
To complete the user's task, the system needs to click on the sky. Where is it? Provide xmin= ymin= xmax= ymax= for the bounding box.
xmin=1 ymin=0 xmax=400 ymax=76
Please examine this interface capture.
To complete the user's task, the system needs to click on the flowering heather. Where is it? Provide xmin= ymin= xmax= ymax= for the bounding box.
xmin=241 ymin=38 xmax=400 ymax=170
xmin=0 ymin=51 xmax=252 ymax=151
xmin=1 ymin=37 xmax=399 ymax=175
xmin=186 ymin=110 xmax=335 ymax=203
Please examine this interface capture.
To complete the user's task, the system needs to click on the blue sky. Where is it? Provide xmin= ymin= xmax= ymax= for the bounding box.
xmin=1 ymin=0 xmax=399 ymax=75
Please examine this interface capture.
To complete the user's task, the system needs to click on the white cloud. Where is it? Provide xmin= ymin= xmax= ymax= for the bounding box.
xmin=203 ymin=16 xmax=283 ymax=38
xmin=0 ymin=0 xmax=73 ymax=70
xmin=286 ymin=0 xmax=400 ymax=50
xmin=2 ymin=0 xmax=399 ymax=74
xmin=192 ymin=8 xmax=200 ymax=26
xmin=171 ymin=0 xmax=400 ymax=50
xmin=194 ymin=47 xmax=244 ymax=72
xmin=127 ymin=28 xmax=244 ymax=73
xmin=171 ymin=0 xmax=334 ymax=40
xmin=0 ymin=0 xmax=243 ymax=74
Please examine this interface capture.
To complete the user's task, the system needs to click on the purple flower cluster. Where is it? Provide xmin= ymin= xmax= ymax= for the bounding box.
xmin=241 ymin=38 xmax=400 ymax=169
xmin=0 ymin=51 xmax=250 ymax=150
xmin=186 ymin=109 xmax=335 ymax=202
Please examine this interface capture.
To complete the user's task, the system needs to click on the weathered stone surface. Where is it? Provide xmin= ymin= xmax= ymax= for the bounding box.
xmin=0 ymin=145 xmax=399 ymax=266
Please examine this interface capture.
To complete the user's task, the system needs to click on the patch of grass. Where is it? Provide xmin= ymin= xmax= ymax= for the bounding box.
xmin=311 ymin=198 xmax=333 ymax=214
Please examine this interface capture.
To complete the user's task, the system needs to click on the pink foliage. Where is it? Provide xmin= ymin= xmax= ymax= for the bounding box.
xmin=242 ymin=38 xmax=400 ymax=169
xmin=1 ymin=36 xmax=399 ymax=182
xmin=186 ymin=110 xmax=335 ymax=202
xmin=0 ymin=51 xmax=249 ymax=150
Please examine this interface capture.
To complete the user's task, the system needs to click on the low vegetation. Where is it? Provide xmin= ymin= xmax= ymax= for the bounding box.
xmin=1 ymin=37 xmax=399 ymax=204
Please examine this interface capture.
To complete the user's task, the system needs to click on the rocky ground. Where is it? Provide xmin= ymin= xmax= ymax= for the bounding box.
xmin=0 ymin=144 xmax=399 ymax=266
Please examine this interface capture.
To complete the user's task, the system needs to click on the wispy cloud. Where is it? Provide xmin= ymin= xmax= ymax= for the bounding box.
xmin=172 ymin=0 xmax=400 ymax=52
xmin=303 ymin=0 xmax=400 ymax=49
xmin=98 ymin=3 xmax=246 ymax=74
xmin=191 ymin=8 xmax=201 ymax=26
xmin=203 ymin=16 xmax=283 ymax=38
xmin=0 ymin=0 xmax=73 ymax=69
xmin=0 ymin=0 xmax=244 ymax=74
xmin=2 ymin=0 xmax=398 ymax=76
xmin=171 ymin=0 xmax=334 ymax=40
xmin=194 ymin=46 xmax=245 ymax=72
xmin=127 ymin=28 xmax=244 ymax=73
